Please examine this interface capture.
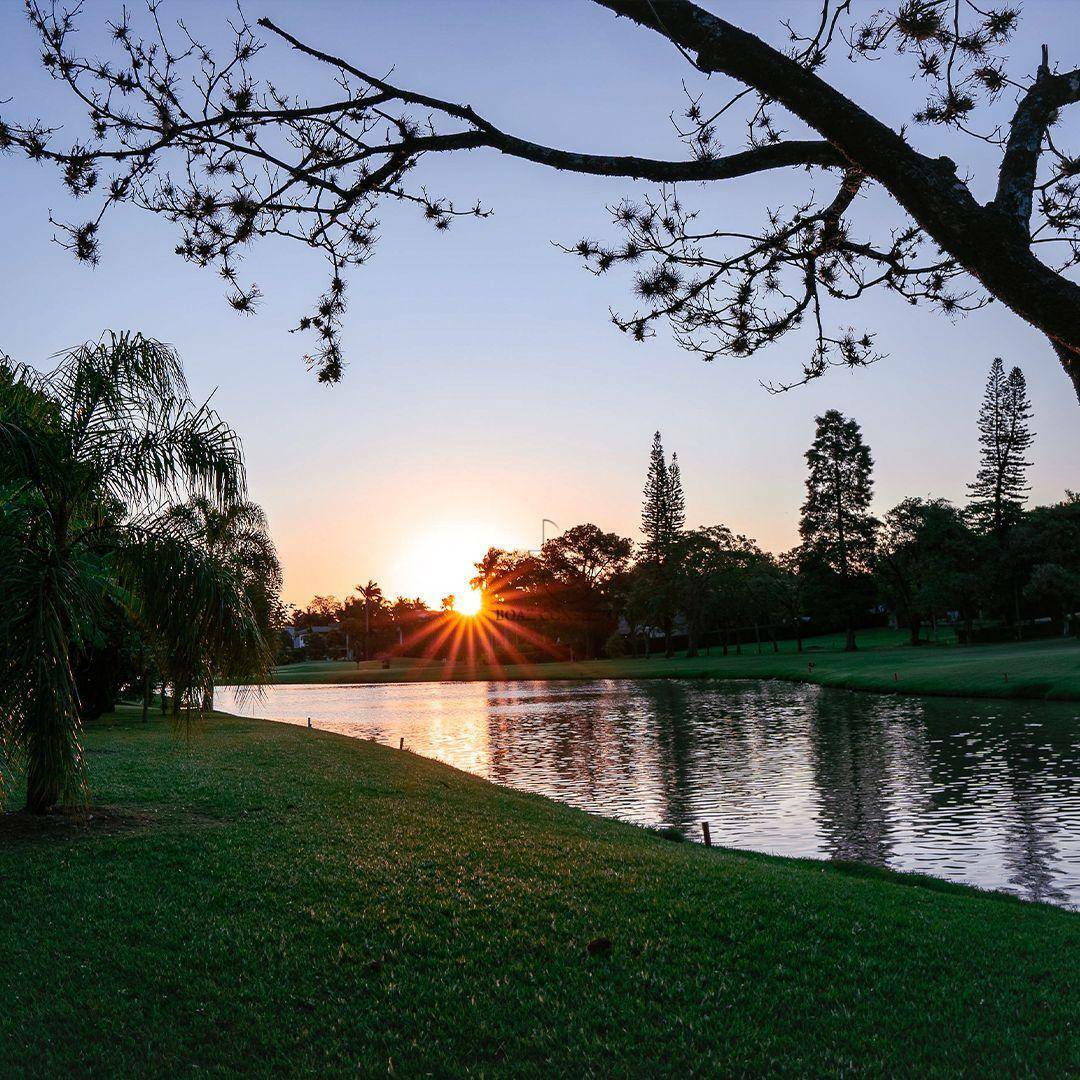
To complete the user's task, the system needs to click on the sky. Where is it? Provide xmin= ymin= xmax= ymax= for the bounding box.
xmin=2 ymin=0 xmax=1079 ymax=608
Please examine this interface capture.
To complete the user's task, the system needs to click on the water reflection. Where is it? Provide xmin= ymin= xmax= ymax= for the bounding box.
xmin=217 ymin=680 xmax=1080 ymax=907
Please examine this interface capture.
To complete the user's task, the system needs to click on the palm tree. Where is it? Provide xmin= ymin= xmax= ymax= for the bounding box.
xmin=0 ymin=332 xmax=275 ymax=813
xmin=163 ymin=497 xmax=284 ymax=707
xmin=355 ymin=580 xmax=383 ymax=660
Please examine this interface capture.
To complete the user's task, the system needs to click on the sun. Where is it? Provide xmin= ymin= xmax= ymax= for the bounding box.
xmin=457 ymin=588 xmax=483 ymax=617
xmin=391 ymin=523 xmax=495 ymax=616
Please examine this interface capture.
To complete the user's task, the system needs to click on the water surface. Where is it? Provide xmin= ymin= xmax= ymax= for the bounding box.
xmin=218 ymin=679 xmax=1080 ymax=906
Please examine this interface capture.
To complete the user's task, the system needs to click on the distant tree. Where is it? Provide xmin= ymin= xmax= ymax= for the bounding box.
xmin=294 ymin=595 xmax=343 ymax=628
xmin=876 ymin=498 xmax=980 ymax=645
xmin=1024 ymin=563 xmax=1080 ymax=636
xmin=440 ymin=594 xmax=456 ymax=613
xmin=622 ymin=561 xmax=669 ymax=659
xmin=356 ymin=580 xmax=384 ymax=659
xmin=541 ymin=523 xmax=633 ymax=658
xmin=542 ymin=524 xmax=634 ymax=588
xmin=968 ymin=358 xmax=1035 ymax=538
xmin=675 ymin=525 xmax=736 ymax=657
xmin=470 ymin=548 xmax=546 ymax=616
xmin=641 ymin=432 xmax=671 ymax=562
xmin=799 ymin=410 xmax=876 ymax=651
xmin=774 ymin=549 xmax=810 ymax=653
xmin=1012 ymin=492 xmax=1080 ymax=633
xmin=667 ymin=453 xmax=686 ymax=536
xmin=386 ymin=596 xmax=428 ymax=650
xmin=294 ymin=595 xmax=344 ymax=660
xmin=640 ymin=433 xmax=686 ymax=654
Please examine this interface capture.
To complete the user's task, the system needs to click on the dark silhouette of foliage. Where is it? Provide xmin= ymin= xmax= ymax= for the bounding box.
xmin=641 ymin=432 xmax=685 ymax=563
xmin=8 ymin=1 xmax=1080 ymax=399
xmin=967 ymin=358 xmax=1035 ymax=537
xmin=876 ymin=498 xmax=982 ymax=645
xmin=799 ymin=410 xmax=876 ymax=650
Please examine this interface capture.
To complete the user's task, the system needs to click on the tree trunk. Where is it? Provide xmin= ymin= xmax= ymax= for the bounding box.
xmin=909 ymin=618 xmax=923 ymax=647
xmin=142 ymin=670 xmax=151 ymax=722
xmin=24 ymin=752 xmax=61 ymax=815
xmin=844 ymin=621 xmax=857 ymax=652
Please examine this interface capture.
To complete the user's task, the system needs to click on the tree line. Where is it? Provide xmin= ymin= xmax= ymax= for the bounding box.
xmin=288 ymin=356 xmax=1076 ymax=665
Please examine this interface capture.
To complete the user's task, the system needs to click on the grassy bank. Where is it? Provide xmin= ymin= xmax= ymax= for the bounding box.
xmin=1 ymin=708 xmax=1076 ymax=1074
xmin=273 ymin=628 xmax=1080 ymax=700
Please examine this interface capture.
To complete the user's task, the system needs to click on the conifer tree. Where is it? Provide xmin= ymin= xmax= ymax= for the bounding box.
xmin=799 ymin=410 xmax=876 ymax=651
xmin=641 ymin=432 xmax=685 ymax=562
xmin=968 ymin=358 xmax=1035 ymax=538
xmin=641 ymin=431 xmax=670 ymax=561
xmin=640 ymin=431 xmax=687 ymax=656
xmin=667 ymin=453 xmax=686 ymax=536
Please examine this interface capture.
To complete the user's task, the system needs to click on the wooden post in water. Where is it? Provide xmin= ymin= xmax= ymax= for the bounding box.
xmin=701 ymin=821 xmax=712 ymax=847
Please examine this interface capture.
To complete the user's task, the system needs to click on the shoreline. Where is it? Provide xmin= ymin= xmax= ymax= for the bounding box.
xmin=2 ymin=707 xmax=1075 ymax=1074
xmin=250 ymin=633 xmax=1080 ymax=703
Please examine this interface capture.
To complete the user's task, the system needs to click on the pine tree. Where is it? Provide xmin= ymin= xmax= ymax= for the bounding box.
xmin=640 ymin=431 xmax=687 ymax=657
xmin=967 ymin=358 xmax=1035 ymax=538
xmin=641 ymin=431 xmax=670 ymax=561
xmin=667 ymin=452 xmax=686 ymax=536
xmin=641 ymin=432 xmax=686 ymax=562
xmin=799 ymin=410 xmax=876 ymax=651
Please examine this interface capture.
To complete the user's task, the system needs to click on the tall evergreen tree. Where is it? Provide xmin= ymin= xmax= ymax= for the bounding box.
xmin=639 ymin=434 xmax=665 ymax=561
xmin=640 ymin=431 xmax=686 ymax=656
xmin=968 ymin=358 xmax=1035 ymax=538
xmin=799 ymin=410 xmax=876 ymax=651
xmin=667 ymin=452 xmax=686 ymax=536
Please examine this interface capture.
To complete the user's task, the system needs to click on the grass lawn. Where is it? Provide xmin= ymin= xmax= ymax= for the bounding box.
xmin=272 ymin=627 xmax=1080 ymax=701
xmin=1 ymin=707 xmax=1076 ymax=1074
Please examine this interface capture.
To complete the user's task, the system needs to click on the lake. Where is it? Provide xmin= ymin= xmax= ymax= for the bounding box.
xmin=217 ymin=679 xmax=1080 ymax=907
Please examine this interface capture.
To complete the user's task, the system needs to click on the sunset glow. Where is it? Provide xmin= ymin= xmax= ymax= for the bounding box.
xmin=458 ymin=589 xmax=483 ymax=616
xmin=390 ymin=523 xmax=496 ymax=610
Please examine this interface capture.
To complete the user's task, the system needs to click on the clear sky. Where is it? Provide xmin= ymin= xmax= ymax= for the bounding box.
xmin=3 ymin=1 xmax=1078 ymax=608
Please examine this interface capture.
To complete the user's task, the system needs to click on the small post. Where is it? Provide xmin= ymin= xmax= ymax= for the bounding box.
xmin=701 ymin=821 xmax=712 ymax=847
xmin=307 ymin=716 xmax=312 ymax=729
xmin=399 ymin=736 xmax=404 ymax=750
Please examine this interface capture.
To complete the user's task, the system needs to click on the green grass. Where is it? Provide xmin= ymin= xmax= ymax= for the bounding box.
xmin=273 ymin=627 xmax=1080 ymax=700
xmin=1 ymin=707 xmax=1076 ymax=1075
